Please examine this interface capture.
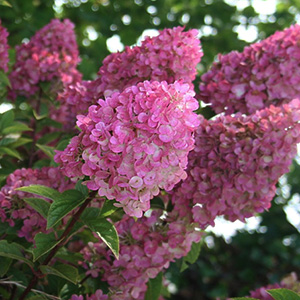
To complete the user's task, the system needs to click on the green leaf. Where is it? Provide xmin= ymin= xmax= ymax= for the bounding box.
xmin=0 ymin=0 xmax=12 ymax=7
xmin=0 ymin=146 xmax=21 ymax=159
xmin=23 ymin=197 xmax=51 ymax=219
xmin=56 ymin=138 xmax=70 ymax=151
xmin=40 ymin=264 xmax=78 ymax=284
xmin=16 ymin=184 xmax=61 ymax=201
xmin=0 ymin=240 xmax=34 ymax=267
xmin=37 ymin=131 xmax=61 ymax=145
xmin=0 ymin=70 xmax=11 ymax=86
xmin=180 ymin=241 xmax=202 ymax=272
xmin=267 ymin=288 xmax=300 ymax=300
xmin=33 ymin=232 xmax=60 ymax=261
xmin=75 ymin=180 xmax=89 ymax=197
xmin=36 ymin=143 xmax=55 ymax=159
xmin=0 ymin=109 xmax=14 ymax=131
xmin=144 ymin=272 xmax=163 ymax=300
xmin=184 ymin=241 xmax=202 ymax=264
xmin=150 ymin=196 xmax=165 ymax=210
xmin=2 ymin=123 xmax=32 ymax=134
xmin=85 ymin=218 xmax=119 ymax=259
xmin=81 ymin=207 xmax=101 ymax=221
xmin=47 ymin=189 xmax=86 ymax=229
xmin=0 ymin=257 xmax=12 ymax=276
xmin=0 ymin=137 xmax=16 ymax=146
xmin=9 ymin=137 xmax=32 ymax=148
xmin=100 ymin=199 xmax=118 ymax=217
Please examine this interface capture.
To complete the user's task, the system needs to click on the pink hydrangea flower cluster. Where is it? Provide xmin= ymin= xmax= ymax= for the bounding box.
xmin=9 ymin=19 xmax=81 ymax=98
xmin=55 ymin=80 xmax=200 ymax=217
xmin=76 ymin=203 xmax=201 ymax=300
xmin=0 ymin=19 xmax=9 ymax=72
xmin=199 ymin=24 xmax=300 ymax=115
xmin=59 ymin=26 xmax=202 ymax=116
xmin=70 ymin=290 xmax=108 ymax=300
xmin=247 ymin=273 xmax=300 ymax=300
xmin=172 ymin=99 xmax=300 ymax=229
xmin=0 ymin=167 xmax=74 ymax=242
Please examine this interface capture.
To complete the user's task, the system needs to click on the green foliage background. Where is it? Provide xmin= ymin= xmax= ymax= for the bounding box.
xmin=1 ymin=0 xmax=300 ymax=299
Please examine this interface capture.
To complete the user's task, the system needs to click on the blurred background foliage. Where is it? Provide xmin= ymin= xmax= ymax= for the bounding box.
xmin=1 ymin=0 xmax=300 ymax=299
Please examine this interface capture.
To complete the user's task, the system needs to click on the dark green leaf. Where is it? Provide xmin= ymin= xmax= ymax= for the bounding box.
xmin=9 ymin=137 xmax=32 ymax=148
xmin=16 ymin=184 xmax=61 ymax=201
xmin=81 ymin=207 xmax=101 ymax=221
xmin=2 ymin=123 xmax=32 ymax=134
xmin=180 ymin=241 xmax=202 ymax=272
xmin=0 ymin=240 xmax=33 ymax=267
xmin=40 ymin=264 xmax=79 ymax=284
xmin=37 ymin=131 xmax=61 ymax=145
xmin=267 ymin=288 xmax=300 ymax=300
xmin=0 ymin=70 xmax=11 ymax=86
xmin=0 ymin=109 xmax=14 ymax=131
xmin=75 ymin=180 xmax=89 ymax=197
xmin=0 ymin=0 xmax=12 ymax=7
xmin=150 ymin=196 xmax=165 ymax=210
xmin=85 ymin=218 xmax=119 ymax=259
xmin=33 ymin=232 xmax=60 ymax=261
xmin=144 ymin=272 xmax=163 ymax=300
xmin=0 ymin=257 xmax=12 ymax=276
xmin=0 ymin=146 xmax=21 ymax=159
xmin=100 ymin=199 xmax=118 ymax=217
xmin=36 ymin=143 xmax=55 ymax=159
xmin=23 ymin=197 xmax=51 ymax=219
xmin=47 ymin=189 xmax=86 ymax=229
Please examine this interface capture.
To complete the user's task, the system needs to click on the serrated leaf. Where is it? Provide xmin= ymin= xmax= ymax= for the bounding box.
xmin=16 ymin=184 xmax=61 ymax=201
xmin=0 ymin=240 xmax=34 ymax=267
xmin=0 ymin=70 xmax=11 ymax=86
xmin=47 ymin=189 xmax=86 ymax=229
xmin=85 ymin=218 xmax=119 ymax=259
xmin=75 ymin=180 xmax=89 ymax=196
xmin=81 ymin=207 xmax=101 ymax=221
xmin=2 ymin=123 xmax=32 ymax=134
xmin=23 ymin=197 xmax=51 ymax=219
xmin=0 ymin=109 xmax=14 ymax=131
xmin=36 ymin=143 xmax=55 ymax=159
xmin=40 ymin=264 xmax=78 ymax=284
xmin=144 ymin=272 xmax=163 ymax=300
xmin=0 ymin=146 xmax=21 ymax=159
xmin=100 ymin=199 xmax=118 ymax=217
xmin=0 ymin=257 xmax=12 ymax=276
xmin=33 ymin=232 xmax=60 ymax=261
xmin=267 ymin=288 xmax=300 ymax=300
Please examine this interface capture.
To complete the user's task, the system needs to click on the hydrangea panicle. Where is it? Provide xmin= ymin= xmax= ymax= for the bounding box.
xmin=0 ymin=167 xmax=74 ymax=241
xmin=172 ymin=99 xmax=300 ymax=228
xmin=199 ymin=24 xmax=300 ymax=114
xmin=9 ymin=18 xmax=81 ymax=98
xmin=59 ymin=27 xmax=202 ymax=116
xmin=55 ymin=80 xmax=200 ymax=218
xmin=0 ymin=19 xmax=9 ymax=72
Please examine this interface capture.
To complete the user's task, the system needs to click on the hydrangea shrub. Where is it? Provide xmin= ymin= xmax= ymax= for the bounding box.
xmin=0 ymin=18 xmax=300 ymax=300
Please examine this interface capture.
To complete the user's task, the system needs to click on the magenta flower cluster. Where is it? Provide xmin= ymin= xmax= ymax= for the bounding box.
xmin=199 ymin=24 xmax=300 ymax=114
xmin=0 ymin=20 xmax=9 ymax=72
xmin=76 ymin=201 xmax=201 ymax=300
xmin=59 ymin=26 xmax=202 ymax=119
xmin=9 ymin=19 xmax=81 ymax=98
xmin=55 ymin=80 xmax=200 ymax=217
xmin=172 ymin=99 xmax=300 ymax=228
xmin=0 ymin=167 xmax=74 ymax=242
